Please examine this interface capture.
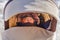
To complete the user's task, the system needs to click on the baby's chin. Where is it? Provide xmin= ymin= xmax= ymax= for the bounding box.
xmin=16 ymin=22 xmax=37 ymax=26
xmin=21 ymin=22 xmax=35 ymax=26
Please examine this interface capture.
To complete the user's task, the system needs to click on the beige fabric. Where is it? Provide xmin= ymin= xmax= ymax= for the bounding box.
xmin=2 ymin=27 xmax=53 ymax=40
xmin=5 ymin=0 xmax=59 ymax=21
xmin=47 ymin=36 xmax=53 ymax=40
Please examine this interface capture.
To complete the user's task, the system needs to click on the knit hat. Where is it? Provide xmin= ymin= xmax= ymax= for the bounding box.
xmin=4 ymin=0 xmax=59 ymax=21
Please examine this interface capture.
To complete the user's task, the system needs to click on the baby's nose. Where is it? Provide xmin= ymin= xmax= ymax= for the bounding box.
xmin=26 ymin=17 xmax=34 ymax=23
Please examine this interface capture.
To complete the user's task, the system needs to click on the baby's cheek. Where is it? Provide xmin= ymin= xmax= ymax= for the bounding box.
xmin=29 ymin=19 xmax=34 ymax=23
xmin=22 ymin=19 xmax=28 ymax=23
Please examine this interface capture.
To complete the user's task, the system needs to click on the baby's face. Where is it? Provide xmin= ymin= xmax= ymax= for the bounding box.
xmin=17 ymin=13 xmax=40 ymax=26
xmin=22 ymin=17 xmax=35 ymax=24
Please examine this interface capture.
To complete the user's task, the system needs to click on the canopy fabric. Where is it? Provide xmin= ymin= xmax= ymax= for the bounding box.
xmin=4 ymin=0 xmax=59 ymax=21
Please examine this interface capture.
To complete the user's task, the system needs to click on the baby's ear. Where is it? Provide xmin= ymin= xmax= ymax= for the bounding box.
xmin=42 ymin=13 xmax=51 ymax=22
